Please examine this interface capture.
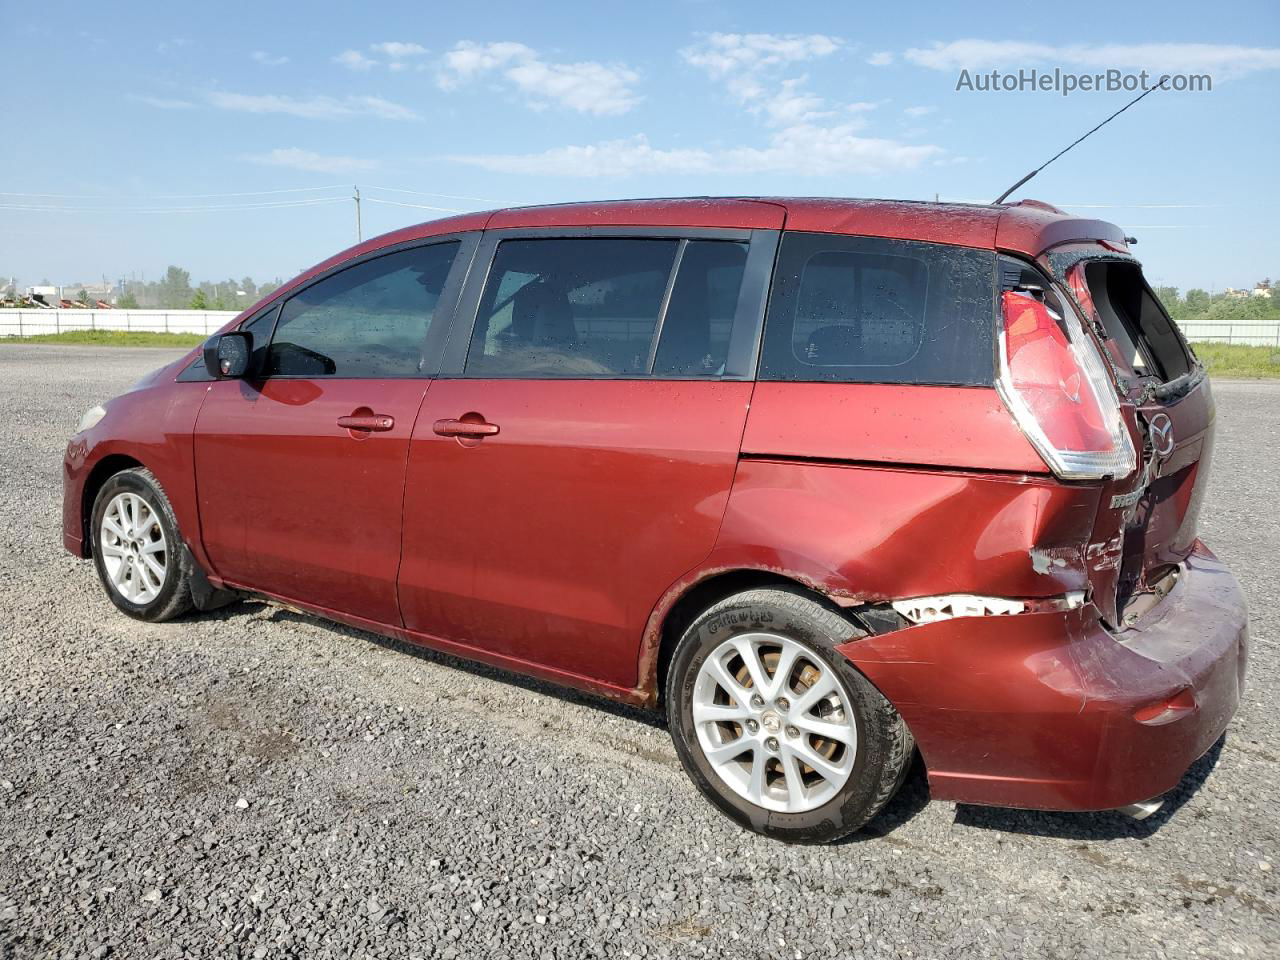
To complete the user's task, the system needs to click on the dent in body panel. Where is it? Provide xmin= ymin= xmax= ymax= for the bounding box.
xmin=836 ymin=543 xmax=1246 ymax=810
xmin=635 ymin=459 xmax=1102 ymax=700
xmin=714 ymin=459 xmax=1100 ymax=602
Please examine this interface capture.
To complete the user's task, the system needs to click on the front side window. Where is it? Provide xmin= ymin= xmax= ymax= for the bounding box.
xmin=760 ymin=233 xmax=996 ymax=386
xmin=266 ymin=241 xmax=459 ymax=378
xmin=464 ymin=237 xmax=750 ymax=379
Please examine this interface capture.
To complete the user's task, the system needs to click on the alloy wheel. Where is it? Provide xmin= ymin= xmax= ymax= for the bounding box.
xmin=691 ymin=632 xmax=858 ymax=814
xmin=99 ymin=492 xmax=168 ymax=604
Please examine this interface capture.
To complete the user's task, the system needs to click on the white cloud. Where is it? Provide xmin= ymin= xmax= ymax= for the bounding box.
xmin=131 ymin=94 xmax=196 ymax=110
xmin=251 ymin=50 xmax=289 ymax=66
xmin=334 ymin=42 xmax=429 ymax=72
xmin=904 ymin=105 xmax=936 ymax=117
xmin=447 ymin=31 xmax=941 ymax=180
xmin=681 ymin=33 xmax=841 ymax=76
xmin=246 ymin=147 xmax=376 ymax=174
xmin=436 ymin=41 xmax=640 ymax=115
xmin=867 ymin=51 xmax=894 ymax=67
xmin=371 ymin=41 xmax=427 ymax=59
xmin=903 ymin=40 xmax=1280 ymax=78
xmin=682 ymin=33 xmax=844 ymax=127
xmin=437 ymin=40 xmax=532 ymax=86
xmin=453 ymin=126 xmax=941 ymax=177
xmin=334 ymin=49 xmax=377 ymax=71
xmin=207 ymin=92 xmax=418 ymax=121
xmin=505 ymin=59 xmax=640 ymax=115
xmin=757 ymin=77 xmax=830 ymax=125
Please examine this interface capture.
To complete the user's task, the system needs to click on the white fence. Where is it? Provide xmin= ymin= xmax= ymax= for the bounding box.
xmin=2 ymin=307 xmax=1278 ymax=348
xmin=0 ymin=308 xmax=241 ymax=338
xmin=1177 ymin=321 xmax=1280 ymax=348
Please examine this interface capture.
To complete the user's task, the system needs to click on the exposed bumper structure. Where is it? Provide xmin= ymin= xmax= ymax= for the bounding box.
xmin=838 ymin=542 xmax=1247 ymax=812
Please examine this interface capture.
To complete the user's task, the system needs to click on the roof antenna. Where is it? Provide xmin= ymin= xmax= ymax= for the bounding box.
xmin=992 ymin=77 xmax=1169 ymax=205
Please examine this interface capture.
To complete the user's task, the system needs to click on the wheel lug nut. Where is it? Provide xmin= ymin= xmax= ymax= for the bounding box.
xmin=786 ymin=725 xmax=799 ymax=738
xmin=777 ymin=697 xmax=790 ymax=711
xmin=746 ymin=719 xmax=759 ymax=733
xmin=765 ymin=737 xmax=779 ymax=751
xmin=749 ymin=694 xmax=764 ymax=708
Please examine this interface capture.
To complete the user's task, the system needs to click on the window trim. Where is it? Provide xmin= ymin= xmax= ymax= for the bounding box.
xmin=437 ymin=226 xmax=779 ymax=381
xmin=239 ymin=231 xmax=480 ymax=381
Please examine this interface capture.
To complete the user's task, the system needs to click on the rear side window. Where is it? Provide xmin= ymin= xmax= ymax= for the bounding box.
xmin=760 ymin=232 xmax=996 ymax=385
xmin=267 ymin=241 xmax=459 ymax=378
xmin=465 ymin=237 xmax=749 ymax=378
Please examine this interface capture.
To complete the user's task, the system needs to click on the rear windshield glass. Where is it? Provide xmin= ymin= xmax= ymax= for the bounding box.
xmin=759 ymin=232 xmax=995 ymax=386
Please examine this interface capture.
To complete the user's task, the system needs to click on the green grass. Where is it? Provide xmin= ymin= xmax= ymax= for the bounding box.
xmin=0 ymin=329 xmax=205 ymax=347
xmin=1193 ymin=342 xmax=1280 ymax=379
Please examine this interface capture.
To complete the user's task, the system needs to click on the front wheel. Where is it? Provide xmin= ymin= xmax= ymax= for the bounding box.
xmin=90 ymin=468 xmax=194 ymax=622
xmin=665 ymin=588 xmax=913 ymax=844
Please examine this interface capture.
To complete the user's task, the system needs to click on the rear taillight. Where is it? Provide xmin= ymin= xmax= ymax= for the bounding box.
xmin=997 ymin=290 xmax=1136 ymax=480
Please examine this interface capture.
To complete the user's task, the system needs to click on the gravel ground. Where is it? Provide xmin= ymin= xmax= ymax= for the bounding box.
xmin=0 ymin=344 xmax=1276 ymax=960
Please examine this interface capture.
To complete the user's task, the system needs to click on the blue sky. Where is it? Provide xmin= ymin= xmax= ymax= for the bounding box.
xmin=2 ymin=0 xmax=1277 ymax=292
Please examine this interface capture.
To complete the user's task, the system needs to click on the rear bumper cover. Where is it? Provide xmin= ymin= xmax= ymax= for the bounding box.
xmin=838 ymin=542 xmax=1247 ymax=811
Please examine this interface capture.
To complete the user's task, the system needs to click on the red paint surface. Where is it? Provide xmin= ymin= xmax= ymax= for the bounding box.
xmin=741 ymin=383 xmax=1048 ymax=472
xmin=839 ymin=543 xmax=1246 ymax=810
xmin=62 ymin=355 xmax=209 ymax=569
xmin=192 ymin=377 xmax=429 ymax=625
xmin=61 ymin=195 xmax=1246 ymax=815
xmin=398 ymin=379 xmax=752 ymax=687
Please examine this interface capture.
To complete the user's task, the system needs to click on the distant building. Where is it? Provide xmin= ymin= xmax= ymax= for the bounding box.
xmin=1252 ymin=279 xmax=1272 ymax=298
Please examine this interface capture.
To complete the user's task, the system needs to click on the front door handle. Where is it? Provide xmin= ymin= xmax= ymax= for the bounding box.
xmin=433 ymin=417 xmax=500 ymax=438
xmin=337 ymin=413 xmax=395 ymax=432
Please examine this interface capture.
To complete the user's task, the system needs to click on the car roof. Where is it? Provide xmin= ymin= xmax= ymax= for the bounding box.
xmin=288 ymin=196 xmax=1129 ymax=306
xmin=392 ymin=195 xmax=1124 ymax=251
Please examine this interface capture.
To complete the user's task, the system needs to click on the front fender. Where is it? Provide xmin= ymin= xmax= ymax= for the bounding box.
xmin=62 ymin=379 xmax=213 ymax=575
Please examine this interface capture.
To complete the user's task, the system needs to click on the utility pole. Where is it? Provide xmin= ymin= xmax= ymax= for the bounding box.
xmin=353 ymin=185 xmax=362 ymax=243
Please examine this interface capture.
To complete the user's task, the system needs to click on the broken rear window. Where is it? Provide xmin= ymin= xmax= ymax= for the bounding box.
xmin=1076 ymin=260 xmax=1193 ymax=382
xmin=759 ymin=232 xmax=995 ymax=386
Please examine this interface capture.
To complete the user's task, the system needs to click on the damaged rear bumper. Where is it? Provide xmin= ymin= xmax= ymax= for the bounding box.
xmin=837 ymin=541 xmax=1248 ymax=812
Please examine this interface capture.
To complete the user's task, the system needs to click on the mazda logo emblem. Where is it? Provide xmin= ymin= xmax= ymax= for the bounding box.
xmin=1148 ymin=412 xmax=1175 ymax=458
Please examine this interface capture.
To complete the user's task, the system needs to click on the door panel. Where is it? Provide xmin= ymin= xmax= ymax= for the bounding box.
xmin=398 ymin=379 xmax=753 ymax=687
xmin=191 ymin=237 xmax=474 ymax=625
xmin=194 ymin=378 xmax=428 ymax=624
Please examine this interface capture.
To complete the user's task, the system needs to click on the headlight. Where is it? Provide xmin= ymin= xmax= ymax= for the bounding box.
xmin=76 ymin=404 xmax=107 ymax=434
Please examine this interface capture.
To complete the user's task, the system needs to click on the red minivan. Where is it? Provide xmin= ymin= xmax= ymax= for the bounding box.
xmin=63 ymin=197 xmax=1248 ymax=843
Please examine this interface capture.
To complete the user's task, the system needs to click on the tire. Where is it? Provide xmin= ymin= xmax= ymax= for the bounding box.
xmin=665 ymin=587 xmax=913 ymax=844
xmin=90 ymin=467 xmax=195 ymax=622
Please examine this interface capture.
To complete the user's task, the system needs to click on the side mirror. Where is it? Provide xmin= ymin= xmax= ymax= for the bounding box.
xmin=203 ymin=332 xmax=251 ymax=379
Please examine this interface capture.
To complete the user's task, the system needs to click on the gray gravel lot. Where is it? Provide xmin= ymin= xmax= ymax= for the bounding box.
xmin=0 ymin=344 xmax=1276 ymax=959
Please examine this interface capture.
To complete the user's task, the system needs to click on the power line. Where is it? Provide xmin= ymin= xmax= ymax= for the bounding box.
xmin=0 ymin=185 xmax=348 ymax=200
xmin=1057 ymin=203 xmax=1220 ymax=210
xmin=0 ymin=197 xmax=349 ymax=214
xmin=362 ymin=197 xmax=468 ymax=213
xmin=364 ymin=185 xmax=514 ymax=205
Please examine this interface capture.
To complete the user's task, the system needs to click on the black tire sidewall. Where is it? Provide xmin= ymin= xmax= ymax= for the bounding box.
xmin=90 ymin=471 xmax=186 ymax=622
xmin=666 ymin=591 xmax=899 ymax=843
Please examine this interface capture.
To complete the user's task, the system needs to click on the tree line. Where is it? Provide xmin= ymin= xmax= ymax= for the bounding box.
xmin=1153 ymin=284 xmax=1278 ymax=330
xmin=114 ymin=266 xmax=282 ymax=310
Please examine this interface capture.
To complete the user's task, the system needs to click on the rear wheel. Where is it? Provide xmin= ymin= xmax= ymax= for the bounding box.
xmin=666 ymin=588 xmax=912 ymax=843
xmin=90 ymin=468 xmax=194 ymax=622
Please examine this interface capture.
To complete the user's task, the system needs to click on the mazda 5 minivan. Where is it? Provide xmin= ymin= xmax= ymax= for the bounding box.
xmin=63 ymin=197 xmax=1248 ymax=842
